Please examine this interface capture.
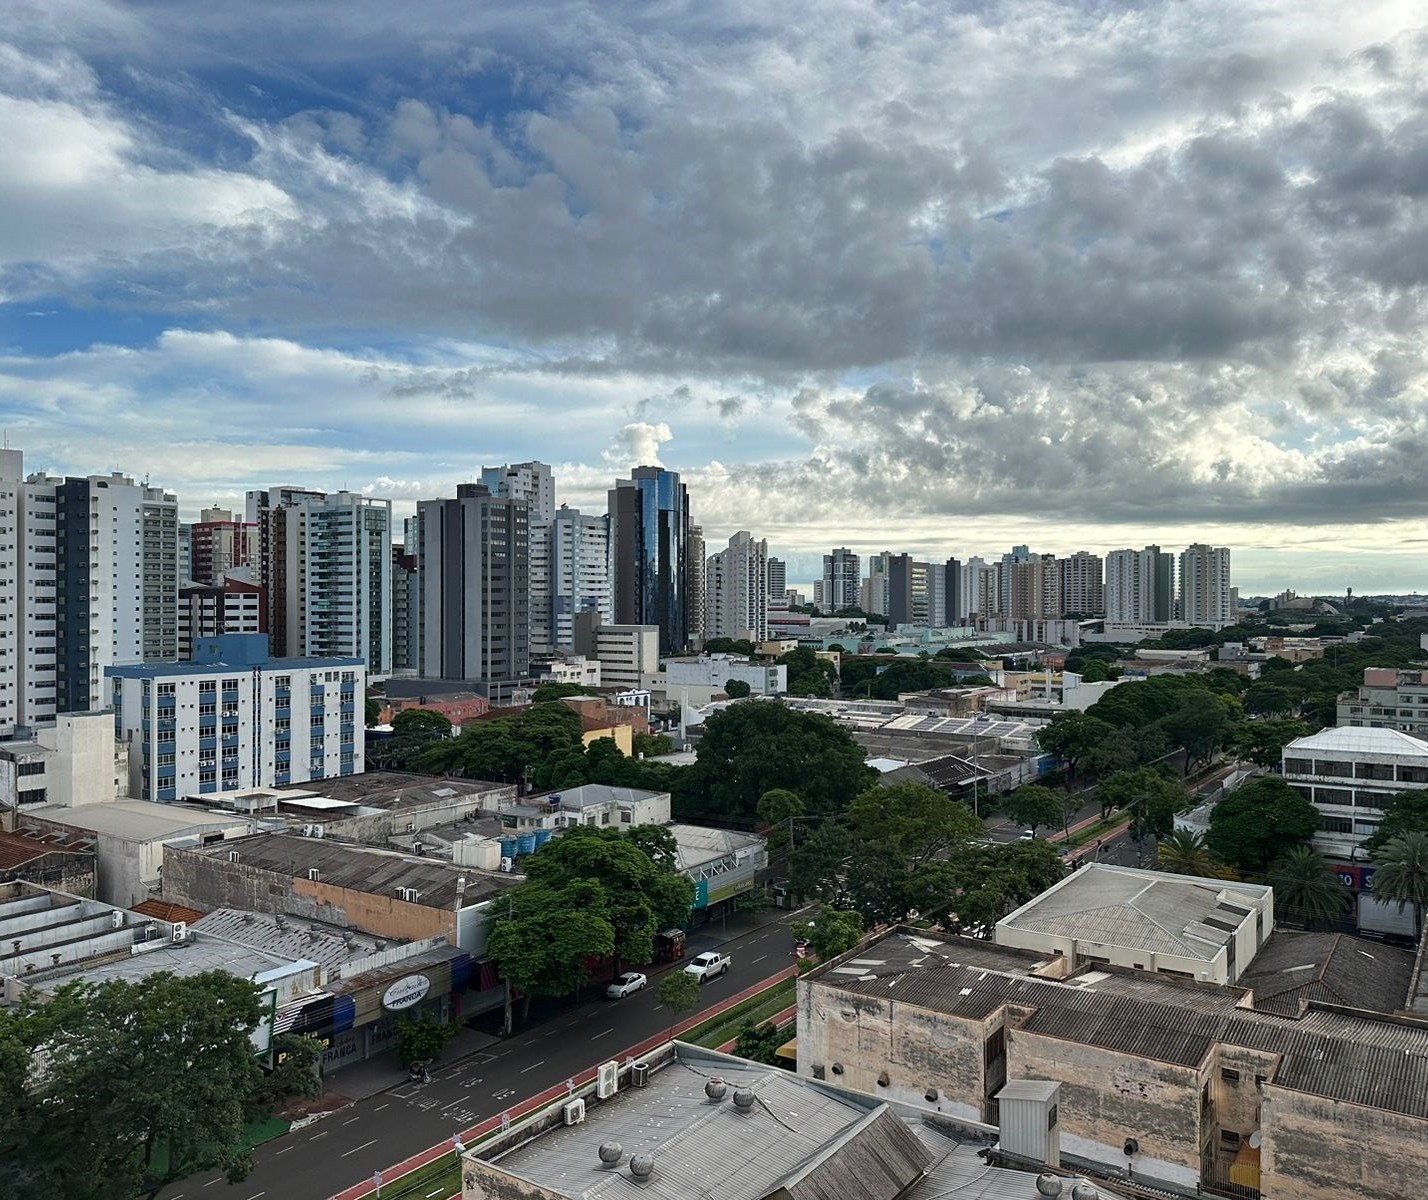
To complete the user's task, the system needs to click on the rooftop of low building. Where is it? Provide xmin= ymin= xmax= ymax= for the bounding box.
xmin=190 ymin=907 xmax=390 ymax=969
xmin=1284 ymin=725 xmax=1428 ymax=757
xmin=23 ymin=799 xmax=265 ymax=841
xmin=1239 ymin=931 xmax=1417 ymax=1017
xmin=997 ymin=863 xmax=1271 ymax=964
xmin=180 ymin=832 xmax=518 ymax=908
xmin=808 ymin=928 xmax=1428 ymax=1121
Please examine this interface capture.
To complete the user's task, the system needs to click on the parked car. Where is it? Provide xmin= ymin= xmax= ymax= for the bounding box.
xmin=1019 ymin=829 xmax=1037 ymax=841
xmin=605 ymin=972 xmax=648 ymax=999
xmin=683 ymin=951 xmax=731 ymax=982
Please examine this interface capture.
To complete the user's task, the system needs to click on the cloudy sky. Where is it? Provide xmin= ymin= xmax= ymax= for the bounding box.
xmin=3 ymin=2 xmax=1427 ymax=593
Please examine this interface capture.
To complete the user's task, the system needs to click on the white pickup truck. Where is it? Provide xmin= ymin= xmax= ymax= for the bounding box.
xmin=683 ymin=951 xmax=731 ymax=982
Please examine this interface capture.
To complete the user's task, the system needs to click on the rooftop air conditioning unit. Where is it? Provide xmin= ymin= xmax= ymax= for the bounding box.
xmin=312 ymin=825 xmax=324 ymax=838
xmin=110 ymin=909 xmax=125 ymax=928
xmin=171 ymin=921 xmax=187 ymax=943
xmin=597 ymin=1061 xmax=619 ymax=1100
xmin=563 ymin=1099 xmax=585 ymax=1126
xmin=308 ymin=868 xmax=320 ymax=881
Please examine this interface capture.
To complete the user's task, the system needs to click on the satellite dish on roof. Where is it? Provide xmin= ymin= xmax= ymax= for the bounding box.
xmin=1248 ymin=1131 xmax=1262 ymax=1149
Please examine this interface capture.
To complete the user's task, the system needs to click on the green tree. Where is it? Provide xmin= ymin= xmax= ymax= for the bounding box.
xmin=1078 ymin=658 xmax=1110 ymax=682
xmin=723 ymin=678 xmax=752 ymax=698
xmin=657 ymin=969 xmax=702 ymax=1039
xmin=1235 ymin=719 xmax=1311 ymax=769
xmin=1269 ymin=846 xmax=1351 ymax=927
xmin=848 ymin=782 xmax=981 ymax=869
xmin=522 ymin=826 xmax=695 ymax=972
xmin=1097 ymin=768 xmax=1185 ymax=842
xmin=788 ymin=821 xmax=852 ymax=903
xmin=681 ymin=701 xmax=876 ymax=823
xmin=756 ymin=787 xmax=805 ymax=855
xmin=632 ymin=731 xmax=675 ymax=758
xmin=390 ymin=708 xmax=454 ymax=738
xmin=733 ymin=1020 xmax=787 ymax=1065
xmin=795 ymin=905 xmax=865 ymax=960
xmin=249 ymin=1034 xmax=323 ymax=1117
xmin=1156 ymin=829 xmax=1230 ymax=878
xmin=420 ymin=702 xmax=584 ymax=784
xmin=1161 ymin=689 xmax=1233 ymax=772
xmin=3 ymin=970 xmax=266 ymax=1200
xmin=1372 ymin=831 xmax=1428 ymax=939
xmin=531 ymin=682 xmax=592 ymax=702
xmin=623 ymin=823 xmax=679 ymax=872
xmin=394 ymin=1012 xmax=460 ymax=1068
xmin=365 ymin=696 xmax=381 ymax=726
xmin=841 ymin=845 xmax=912 ymax=926
xmin=1035 ymin=712 xmax=1115 ymax=785
xmin=1206 ymin=777 xmax=1320 ymax=874
xmin=487 ymin=879 xmax=617 ymax=1024
xmin=1243 ymin=683 xmax=1296 ymax=718
xmin=996 ymin=784 xmax=1065 ymax=836
xmin=1363 ymin=790 xmax=1428 ymax=855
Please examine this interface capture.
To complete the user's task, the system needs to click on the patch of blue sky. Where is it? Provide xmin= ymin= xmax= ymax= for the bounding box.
xmin=0 ymin=299 xmax=174 ymax=357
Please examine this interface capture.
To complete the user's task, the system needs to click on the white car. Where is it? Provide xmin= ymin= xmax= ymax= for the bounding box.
xmin=1019 ymin=829 xmax=1037 ymax=841
xmin=605 ymin=972 xmax=648 ymax=999
xmin=684 ymin=951 xmax=731 ymax=982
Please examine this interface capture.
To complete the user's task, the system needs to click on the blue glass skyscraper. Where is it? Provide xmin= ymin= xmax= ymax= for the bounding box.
xmin=608 ymin=466 xmax=689 ymax=655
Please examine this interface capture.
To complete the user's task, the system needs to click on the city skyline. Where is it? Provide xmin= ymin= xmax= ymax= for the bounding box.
xmin=4 ymin=3 xmax=1428 ymax=595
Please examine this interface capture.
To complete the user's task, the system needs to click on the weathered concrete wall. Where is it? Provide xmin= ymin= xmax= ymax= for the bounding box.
xmin=1261 ymin=1086 xmax=1428 ymax=1200
xmin=462 ymin=1161 xmax=568 ymax=1200
xmin=797 ymin=978 xmax=989 ymax=1123
xmin=1007 ymin=1027 xmax=1203 ymax=1188
xmin=325 ymin=784 xmax=518 ymax=842
xmin=163 ymin=846 xmax=455 ymax=942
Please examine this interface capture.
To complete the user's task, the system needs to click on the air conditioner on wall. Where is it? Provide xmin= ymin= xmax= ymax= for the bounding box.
xmin=563 ymin=1099 xmax=585 ymax=1126
xmin=597 ymin=1061 xmax=618 ymax=1100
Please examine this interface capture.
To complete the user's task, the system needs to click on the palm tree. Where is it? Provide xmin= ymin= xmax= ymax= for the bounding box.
xmin=1156 ymin=829 xmax=1231 ymax=878
xmin=1269 ymin=846 xmax=1351 ymax=928
xmin=1372 ymin=832 xmax=1428 ymax=939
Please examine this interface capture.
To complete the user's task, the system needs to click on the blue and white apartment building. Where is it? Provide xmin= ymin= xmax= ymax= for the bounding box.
xmin=107 ymin=634 xmax=365 ymax=802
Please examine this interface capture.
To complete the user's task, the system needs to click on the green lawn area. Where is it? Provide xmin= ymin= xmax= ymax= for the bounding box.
xmin=683 ymin=976 xmax=797 ymax=1049
xmin=374 ymin=1149 xmax=461 ymax=1200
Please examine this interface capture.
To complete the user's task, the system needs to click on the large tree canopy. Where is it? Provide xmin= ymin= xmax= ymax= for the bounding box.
xmin=1 ymin=970 xmax=266 ymax=1200
xmin=1207 ymin=777 xmax=1320 ymax=873
xmin=680 ymin=701 xmax=875 ymax=823
xmin=419 ymin=702 xmax=584 ymax=784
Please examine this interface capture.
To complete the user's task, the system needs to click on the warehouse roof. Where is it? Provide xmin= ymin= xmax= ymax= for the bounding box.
xmin=1239 ymin=932 xmax=1416 ymax=1016
xmin=811 ymin=930 xmax=1428 ymax=1120
xmin=486 ymin=1047 xmax=932 ymax=1200
xmin=182 ymin=834 xmax=518 ymax=907
xmin=191 ymin=907 xmax=387 ymax=968
xmin=996 ymin=863 xmax=1270 ymax=962
xmin=1286 ymin=726 xmax=1428 ymax=757
xmin=24 ymin=800 xmax=263 ymax=842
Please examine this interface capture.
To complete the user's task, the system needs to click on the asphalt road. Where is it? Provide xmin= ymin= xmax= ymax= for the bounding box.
xmin=158 ymin=911 xmax=809 ymax=1200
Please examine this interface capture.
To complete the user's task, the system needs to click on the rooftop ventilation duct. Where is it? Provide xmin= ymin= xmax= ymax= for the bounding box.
xmin=732 ymin=1088 xmax=755 ymax=1113
xmin=1035 ymin=1175 xmax=1063 ymax=1197
xmin=629 ymin=1154 xmax=654 ymax=1179
xmin=598 ymin=1142 xmax=623 ymax=1166
xmin=704 ymin=1078 xmax=728 ymax=1101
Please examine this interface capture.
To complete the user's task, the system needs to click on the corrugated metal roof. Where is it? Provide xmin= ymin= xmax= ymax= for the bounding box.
xmin=1239 ymin=932 xmax=1415 ymax=1017
xmin=821 ymin=932 xmax=1428 ymax=1119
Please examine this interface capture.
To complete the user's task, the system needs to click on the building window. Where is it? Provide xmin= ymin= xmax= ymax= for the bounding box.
xmin=1220 ymin=1067 xmax=1240 ymax=1084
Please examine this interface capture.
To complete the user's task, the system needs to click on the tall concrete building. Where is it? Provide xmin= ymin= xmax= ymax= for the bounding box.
xmin=608 ymin=467 xmax=690 ymax=655
xmin=942 ymin=558 xmax=963 ymax=626
xmin=247 ymin=488 xmax=393 ymax=675
xmin=686 ymin=524 xmax=706 ymax=643
xmin=888 ymin=555 xmax=933 ymax=627
xmin=958 ymin=555 xmax=993 ymax=618
xmin=820 ymin=547 xmax=860 ymax=613
xmin=705 ymin=531 xmax=770 ymax=642
xmin=1105 ymin=545 xmax=1174 ymax=623
xmin=391 ymin=538 xmax=419 ymax=673
xmin=1007 ymin=554 xmax=1060 ymax=620
xmin=767 ymin=557 xmax=788 ymax=616
xmin=1179 ymin=543 xmax=1232 ymax=626
xmin=188 ymin=507 xmax=257 ymax=586
xmin=546 ymin=506 xmax=611 ymax=653
xmin=0 ymin=451 xmax=180 ymax=730
xmin=178 ymin=577 xmax=266 ymax=660
xmin=1058 ymin=551 xmax=1104 ymax=616
xmin=481 ymin=462 xmax=555 ymax=657
xmin=861 ymin=551 xmax=892 ymax=617
xmin=416 ymin=484 xmax=530 ymax=683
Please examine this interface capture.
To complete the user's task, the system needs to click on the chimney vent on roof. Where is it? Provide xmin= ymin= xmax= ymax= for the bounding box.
xmin=628 ymin=1154 xmax=654 ymax=1179
xmin=732 ymin=1088 xmax=755 ymax=1113
xmin=598 ymin=1142 xmax=623 ymax=1166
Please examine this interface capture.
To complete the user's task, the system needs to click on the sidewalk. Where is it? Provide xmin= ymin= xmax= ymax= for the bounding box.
xmin=322 ymin=1024 xmax=503 ymax=1105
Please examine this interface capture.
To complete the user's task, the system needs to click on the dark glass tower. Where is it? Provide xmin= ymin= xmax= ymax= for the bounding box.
xmin=608 ymin=467 xmax=689 ymax=655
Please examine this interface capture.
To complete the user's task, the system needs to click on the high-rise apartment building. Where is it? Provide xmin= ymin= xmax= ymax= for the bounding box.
xmin=705 ymin=531 xmax=770 ymax=642
xmin=481 ymin=462 xmax=555 ymax=656
xmin=1179 ymin=543 xmax=1232 ymax=626
xmin=189 ymin=507 xmax=257 ymax=586
xmin=178 ymin=577 xmax=266 ymax=660
xmin=996 ymin=546 xmax=1033 ymax=617
xmin=391 ymin=539 xmax=419 ymax=673
xmin=416 ymin=484 xmax=530 ymax=682
xmin=958 ymin=556 xmax=992 ymax=618
xmin=767 ymin=557 xmax=788 ymax=616
xmin=861 ymin=551 xmax=891 ymax=617
xmin=686 ymin=524 xmax=706 ymax=643
xmin=941 ymin=558 xmax=963 ymax=626
xmin=1105 ymin=545 xmax=1174 ymax=623
xmin=1007 ymin=554 xmax=1060 ymax=620
xmin=0 ymin=452 xmax=179 ymax=731
xmin=821 ymin=548 xmax=860 ymax=613
xmin=888 ymin=555 xmax=933 ymax=627
xmin=547 ymin=506 xmax=612 ymax=653
xmin=608 ymin=467 xmax=690 ymax=655
xmin=1058 ymin=551 xmax=1104 ymax=617
xmin=247 ymin=487 xmax=393 ymax=675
